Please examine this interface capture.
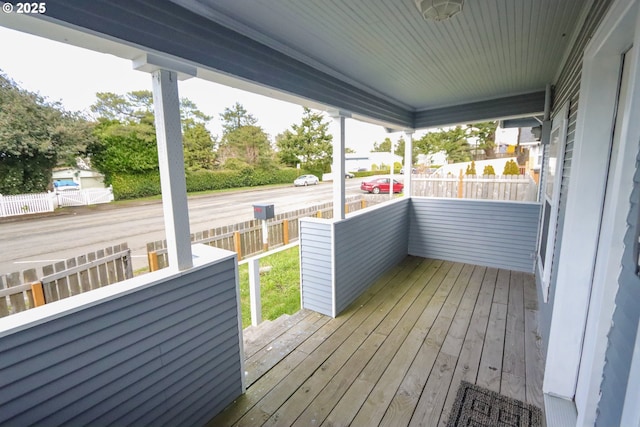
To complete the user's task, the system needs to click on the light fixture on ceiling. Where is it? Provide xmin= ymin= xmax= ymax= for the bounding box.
xmin=415 ymin=0 xmax=464 ymax=21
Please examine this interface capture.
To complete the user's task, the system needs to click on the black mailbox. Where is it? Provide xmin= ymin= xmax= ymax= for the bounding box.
xmin=253 ymin=203 xmax=275 ymax=220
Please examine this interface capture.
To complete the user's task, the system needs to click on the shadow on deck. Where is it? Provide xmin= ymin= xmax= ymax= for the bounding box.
xmin=210 ymin=256 xmax=544 ymax=426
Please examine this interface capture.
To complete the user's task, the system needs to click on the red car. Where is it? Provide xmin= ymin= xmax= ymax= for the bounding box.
xmin=360 ymin=178 xmax=404 ymax=194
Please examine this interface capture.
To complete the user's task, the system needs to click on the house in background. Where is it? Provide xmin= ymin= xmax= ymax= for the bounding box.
xmin=52 ymin=167 xmax=106 ymax=190
xmin=345 ymin=152 xmax=403 ymax=172
xmin=1 ymin=0 xmax=640 ymax=426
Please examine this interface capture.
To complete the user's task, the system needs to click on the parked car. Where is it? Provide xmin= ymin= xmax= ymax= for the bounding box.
xmin=294 ymin=174 xmax=319 ymax=186
xmin=345 ymin=172 xmax=355 ymax=179
xmin=360 ymin=178 xmax=404 ymax=194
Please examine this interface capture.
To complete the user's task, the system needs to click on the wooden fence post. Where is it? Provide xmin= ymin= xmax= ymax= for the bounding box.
xmin=361 ymin=199 xmax=366 ymax=210
xmin=458 ymin=170 xmax=464 ymax=198
xmin=317 ymin=210 xmax=323 ymax=218
xmin=148 ymin=251 xmax=159 ymax=272
xmin=283 ymin=219 xmax=290 ymax=245
xmin=30 ymin=282 xmax=46 ymax=307
xmin=234 ymin=231 xmax=243 ymax=260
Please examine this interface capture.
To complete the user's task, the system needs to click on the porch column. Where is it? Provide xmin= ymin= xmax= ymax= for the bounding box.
xmin=151 ymin=69 xmax=193 ymax=271
xmin=389 ymin=138 xmax=395 ymax=199
xmin=329 ymin=110 xmax=350 ymax=220
xmin=404 ymin=130 xmax=414 ymax=197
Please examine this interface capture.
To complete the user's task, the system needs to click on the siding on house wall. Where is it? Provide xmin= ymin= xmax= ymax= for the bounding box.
xmin=596 ymin=149 xmax=640 ymax=427
xmin=299 ymin=219 xmax=333 ymax=316
xmin=0 ymin=249 xmax=242 ymax=426
xmin=409 ymin=198 xmax=540 ymax=273
xmin=537 ymin=0 xmax=614 ymax=357
xmin=333 ymin=199 xmax=409 ymax=314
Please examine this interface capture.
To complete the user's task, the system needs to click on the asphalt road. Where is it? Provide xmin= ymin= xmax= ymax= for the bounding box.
xmin=0 ymin=178 xmax=383 ymax=275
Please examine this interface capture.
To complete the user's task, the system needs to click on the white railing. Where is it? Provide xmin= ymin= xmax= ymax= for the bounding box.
xmin=239 ymin=241 xmax=299 ymax=326
xmin=0 ymin=192 xmax=56 ymax=217
xmin=56 ymin=187 xmax=114 ymax=207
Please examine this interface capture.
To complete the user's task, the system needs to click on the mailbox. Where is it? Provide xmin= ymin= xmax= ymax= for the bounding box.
xmin=253 ymin=203 xmax=275 ymax=220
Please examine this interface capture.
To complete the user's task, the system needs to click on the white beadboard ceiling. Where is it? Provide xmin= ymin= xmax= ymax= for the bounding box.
xmin=172 ymin=0 xmax=588 ymax=111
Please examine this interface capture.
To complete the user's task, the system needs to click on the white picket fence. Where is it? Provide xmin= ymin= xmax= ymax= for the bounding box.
xmin=0 ymin=187 xmax=114 ymax=218
xmin=0 ymin=192 xmax=56 ymax=217
xmin=412 ymin=174 xmax=538 ymax=201
xmin=56 ymin=187 xmax=114 ymax=207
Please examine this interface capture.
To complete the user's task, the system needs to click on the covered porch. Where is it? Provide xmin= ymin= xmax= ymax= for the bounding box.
xmin=212 ymin=256 xmax=543 ymax=426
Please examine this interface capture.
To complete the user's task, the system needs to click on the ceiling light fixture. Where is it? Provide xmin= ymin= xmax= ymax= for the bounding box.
xmin=415 ymin=0 xmax=464 ymax=21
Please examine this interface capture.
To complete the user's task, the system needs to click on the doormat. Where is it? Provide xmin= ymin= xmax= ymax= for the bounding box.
xmin=446 ymin=381 xmax=543 ymax=427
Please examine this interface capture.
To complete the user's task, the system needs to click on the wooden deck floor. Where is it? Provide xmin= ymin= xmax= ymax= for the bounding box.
xmin=209 ymin=257 xmax=544 ymax=427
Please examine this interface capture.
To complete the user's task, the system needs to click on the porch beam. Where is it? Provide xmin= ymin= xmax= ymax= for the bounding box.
xmin=151 ymin=69 xmax=193 ymax=271
xmin=414 ymin=91 xmax=546 ymax=129
xmin=329 ymin=110 xmax=350 ymax=220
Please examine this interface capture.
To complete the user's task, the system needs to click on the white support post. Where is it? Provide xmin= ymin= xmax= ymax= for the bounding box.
xmin=329 ymin=111 xmax=349 ymax=220
xmin=404 ymin=130 xmax=414 ymax=197
xmin=262 ymin=220 xmax=269 ymax=251
xmin=248 ymin=258 xmax=262 ymax=326
xmin=151 ymin=69 xmax=193 ymax=271
xmin=389 ymin=139 xmax=395 ymax=199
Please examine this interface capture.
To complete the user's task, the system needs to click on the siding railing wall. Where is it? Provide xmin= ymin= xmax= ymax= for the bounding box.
xmin=0 ymin=245 xmax=243 ymax=426
xmin=409 ymin=198 xmax=540 ymax=273
xmin=299 ymin=198 xmax=410 ymax=317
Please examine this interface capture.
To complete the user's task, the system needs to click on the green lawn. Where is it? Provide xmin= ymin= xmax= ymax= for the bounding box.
xmin=238 ymin=246 xmax=300 ymax=328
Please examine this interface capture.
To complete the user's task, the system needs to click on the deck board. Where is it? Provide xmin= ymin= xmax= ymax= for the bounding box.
xmin=208 ymin=257 xmax=545 ymax=427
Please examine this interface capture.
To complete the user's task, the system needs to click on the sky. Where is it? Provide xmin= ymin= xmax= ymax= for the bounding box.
xmin=0 ymin=25 xmax=409 ymax=153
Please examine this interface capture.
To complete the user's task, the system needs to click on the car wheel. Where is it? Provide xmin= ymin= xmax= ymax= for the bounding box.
xmin=373 ymin=187 xmax=380 ymax=194
xmin=304 ymin=181 xmax=308 ymax=186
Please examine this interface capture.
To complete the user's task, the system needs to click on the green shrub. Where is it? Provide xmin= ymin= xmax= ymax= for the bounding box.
xmin=483 ymin=165 xmax=496 ymax=176
xmin=111 ymin=173 xmax=161 ymax=200
xmin=110 ymin=167 xmax=302 ymax=200
xmin=465 ymin=161 xmax=477 ymax=175
xmin=503 ymin=159 xmax=520 ymax=175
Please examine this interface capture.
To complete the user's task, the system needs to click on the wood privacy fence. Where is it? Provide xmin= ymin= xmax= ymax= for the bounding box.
xmin=0 ymin=243 xmax=133 ymax=318
xmin=147 ymin=196 xmax=375 ymax=271
xmin=412 ymin=174 xmax=538 ymax=201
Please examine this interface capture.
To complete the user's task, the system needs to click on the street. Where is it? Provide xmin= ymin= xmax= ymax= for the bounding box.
xmin=0 ymin=177 xmax=386 ymax=275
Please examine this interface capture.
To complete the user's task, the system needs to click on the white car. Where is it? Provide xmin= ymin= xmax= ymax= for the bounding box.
xmin=294 ymin=174 xmax=319 ymax=186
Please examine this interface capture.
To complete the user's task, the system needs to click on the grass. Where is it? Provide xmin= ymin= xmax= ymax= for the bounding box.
xmin=238 ymin=246 xmax=300 ymax=328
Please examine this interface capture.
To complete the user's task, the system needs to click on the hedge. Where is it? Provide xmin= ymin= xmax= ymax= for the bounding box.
xmin=352 ymin=168 xmax=401 ymax=178
xmin=111 ymin=167 xmax=304 ymax=200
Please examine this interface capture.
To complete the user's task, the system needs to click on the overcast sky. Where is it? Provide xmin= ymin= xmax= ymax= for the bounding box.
xmin=0 ymin=25 xmax=412 ymax=153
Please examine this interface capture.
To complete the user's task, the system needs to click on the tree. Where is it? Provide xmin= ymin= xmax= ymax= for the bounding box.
xmin=345 ymin=147 xmax=356 ymax=154
xmin=372 ymin=138 xmax=392 ymax=152
xmin=276 ymin=107 xmax=333 ymax=172
xmin=395 ymin=137 xmax=418 ymax=165
xmin=220 ymin=102 xmax=258 ymax=135
xmin=467 ymin=121 xmax=498 ymax=158
xmin=218 ymin=125 xmax=274 ymax=168
xmin=88 ymin=117 xmax=159 ymax=181
xmin=0 ymin=72 xmax=89 ymax=194
xmin=89 ymin=90 xmax=216 ymax=174
xmin=183 ymin=123 xmax=217 ymax=171
xmin=415 ymin=127 xmax=471 ymax=163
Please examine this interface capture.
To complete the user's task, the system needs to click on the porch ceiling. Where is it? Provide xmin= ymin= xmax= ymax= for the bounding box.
xmin=2 ymin=0 xmax=589 ymax=128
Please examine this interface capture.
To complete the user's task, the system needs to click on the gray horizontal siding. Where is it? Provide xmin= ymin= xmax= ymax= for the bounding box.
xmin=42 ymin=0 xmax=412 ymax=128
xmin=409 ymin=198 xmax=540 ymax=273
xmin=596 ymin=147 xmax=640 ymax=427
xmin=0 ymin=256 xmax=242 ymax=426
xmin=414 ymin=91 xmax=546 ymax=128
xmin=299 ymin=219 xmax=333 ymax=316
xmin=334 ymin=199 xmax=410 ymax=314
